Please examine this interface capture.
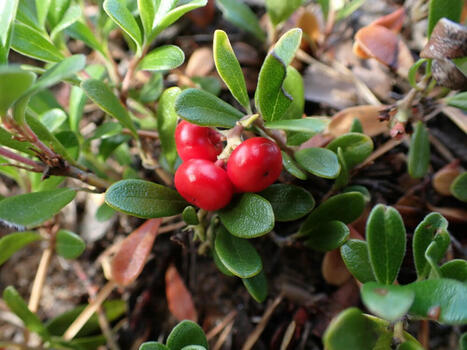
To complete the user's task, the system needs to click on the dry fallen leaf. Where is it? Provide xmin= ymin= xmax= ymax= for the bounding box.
xmin=327 ymin=105 xmax=388 ymax=137
xmin=322 ymin=249 xmax=351 ymax=286
xmin=432 ymin=161 xmax=461 ymax=196
xmin=370 ymin=7 xmax=405 ymax=33
xmin=421 ymin=18 xmax=467 ymax=59
xmin=297 ymin=8 xmax=323 ymax=48
xmin=185 ymin=47 xmax=214 ymax=77
xmin=165 ymin=264 xmax=198 ymax=322
xmin=111 ymin=219 xmax=162 ymax=286
xmin=354 ymin=25 xmax=399 ymax=69
xmin=188 ymin=0 xmax=215 ymax=28
xmin=426 ymin=204 xmax=467 ymax=223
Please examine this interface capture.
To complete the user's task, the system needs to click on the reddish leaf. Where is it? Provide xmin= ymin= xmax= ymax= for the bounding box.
xmin=111 ymin=219 xmax=162 ymax=286
xmin=188 ymin=0 xmax=215 ymax=28
xmin=327 ymin=105 xmax=388 ymax=137
xmin=165 ymin=264 xmax=198 ymax=322
xmin=370 ymin=7 xmax=406 ymax=33
xmin=322 ymin=249 xmax=351 ymax=286
xmin=354 ymin=25 xmax=399 ymax=69
xmin=432 ymin=160 xmax=461 ymax=196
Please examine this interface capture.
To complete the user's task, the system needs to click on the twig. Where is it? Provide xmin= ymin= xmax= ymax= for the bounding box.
xmin=122 ymin=128 xmax=159 ymax=139
xmin=254 ymin=119 xmax=294 ymax=157
xmin=121 ymin=46 xmax=150 ymax=104
xmin=0 ymin=147 xmax=42 ymax=171
xmin=213 ymin=320 xmax=234 ymax=350
xmin=353 ymin=137 xmax=405 ymax=173
xmin=206 ymin=310 xmax=238 ymax=341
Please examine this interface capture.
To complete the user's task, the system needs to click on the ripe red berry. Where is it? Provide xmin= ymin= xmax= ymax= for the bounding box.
xmin=227 ymin=137 xmax=282 ymax=193
xmin=175 ymin=120 xmax=223 ymax=162
xmin=175 ymin=159 xmax=233 ymax=211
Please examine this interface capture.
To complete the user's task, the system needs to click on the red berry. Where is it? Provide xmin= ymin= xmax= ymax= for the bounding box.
xmin=175 ymin=120 xmax=223 ymax=162
xmin=175 ymin=159 xmax=233 ymax=211
xmin=227 ymin=137 xmax=282 ymax=192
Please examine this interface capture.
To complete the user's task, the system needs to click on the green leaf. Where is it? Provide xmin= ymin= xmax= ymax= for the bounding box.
xmin=428 ymin=0 xmax=463 ymax=37
xmin=242 ymin=269 xmax=268 ymax=303
xmin=446 ymin=91 xmax=467 ymax=111
xmin=56 ymin=230 xmax=85 ymax=259
xmin=105 ymin=179 xmax=187 ymax=218
xmin=214 ymin=225 xmax=262 ymax=278
xmin=361 ymin=282 xmax=415 ymax=322
xmin=149 ymin=0 xmax=207 ymax=42
xmin=412 ymin=212 xmax=448 ymax=278
xmin=0 ymin=66 xmax=36 ymax=116
xmin=294 ymin=147 xmax=341 ymax=179
xmin=213 ymin=30 xmax=250 ymax=110
xmin=39 ymin=108 xmax=67 ymax=132
xmin=397 ymin=340 xmax=425 ymax=350
xmin=216 ymin=0 xmax=265 ymax=42
xmin=408 ymin=58 xmax=429 ymax=89
xmin=96 ymin=202 xmax=116 ymax=222
xmin=3 ymin=286 xmax=50 ymax=339
xmin=191 ymin=76 xmax=222 ymax=96
xmin=66 ymin=21 xmax=105 ymax=55
xmin=281 ymin=151 xmax=307 ymax=180
xmin=366 ymin=204 xmax=406 ymax=285
xmin=139 ymin=72 xmax=163 ymax=103
xmin=166 ymin=320 xmax=208 ymax=350
xmin=335 ymin=0 xmax=367 ymax=20
xmin=323 ymin=308 xmax=388 ymax=350
xmin=425 ymin=230 xmax=450 ymax=278
xmin=440 ymin=259 xmax=467 ymax=282
xmin=259 ymin=184 xmax=314 ymax=222
xmin=89 ymin=122 xmax=123 ymax=141
xmin=282 ymin=66 xmax=304 ymax=120
xmin=35 ymin=0 xmax=51 ymax=28
xmin=157 ymin=87 xmax=181 ymax=171
xmin=450 ymin=172 xmax=467 ymax=201
xmin=265 ymin=117 xmax=327 ymax=133
xmin=461 ymin=333 xmax=467 ymax=350
xmin=212 ymin=247 xmax=234 ymax=276
xmin=219 ymin=193 xmax=274 ymax=239
xmin=340 ymin=239 xmax=376 ymax=283
xmin=453 ymin=57 xmax=467 ymax=76
xmin=350 ymin=118 xmax=363 ymax=133
xmin=304 ymin=220 xmax=349 ymax=252
xmin=265 ymin=0 xmax=302 ymax=26
xmin=182 ymin=206 xmax=199 ymax=225
xmin=138 ymin=45 xmax=185 ymax=72
xmin=0 ymin=0 xmax=19 ymax=62
xmin=255 ymin=28 xmax=302 ymax=122
xmin=408 ymin=121 xmax=430 ymax=179
xmin=343 ymin=185 xmax=371 ymax=203
xmin=47 ymin=0 xmax=71 ymax=28
xmin=404 ymin=278 xmax=467 ymax=324
xmin=175 ymin=88 xmax=243 ymax=128
xmin=333 ymin=147 xmax=349 ymax=189
xmin=11 ymin=22 xmax=64 ymax=62
xmin=103 ymin=0 xmax=142 ymax=54
xmin=81 ymin=79 xmax=138 ymax=139
xmin=0 ymin=188 xmax=76 ymax=229
xmin=326 ymin=132 xmax=374 ymax=168
xmin=299 ymin=192 xmax=365 ymax=235
xmin=50 ymin=4 xmax=81 ymax=40
xmin=140 ymin=343 xmax=169 ymax=350
xmin=0 ymin=232 xmax=42 ymax=266
xmin=138 ymin=0 xmax=155 ymax=41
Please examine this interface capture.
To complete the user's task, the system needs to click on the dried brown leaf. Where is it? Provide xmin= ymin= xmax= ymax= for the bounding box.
xmin=370 ymin=7 xmax=406 ymax=33
xmin=322 ymin=249 xmax=351 ymax=286
xmin=188 ymin=0 xmax=215 ymax=28
xmin=354 ymin=25 xmax=399 ymax=69
xmin=426 ymin=204 xmax=467 ymax=223
xmin=165 ymin=264 xmax=198 ymax=322
xmin=432 ymin=161 xmax=461 ymax=196
xmin=185 ymin=47 xmax=214 ymax=77
xmin=327 ymin=105 xmax=388 ymax=137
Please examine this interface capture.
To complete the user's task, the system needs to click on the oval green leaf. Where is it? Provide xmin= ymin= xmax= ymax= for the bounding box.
xmin=428 ymin=0 xmax=463 ymax=37
xmin=265 ymin=117 xmax=327 ymax=133
xmin=105 ymin=179 xmax=187 ymax=218
xmin=56 ymin=230 xmax=85 ymax=259
xmin=304 ymin=220 xmax=349 ymax=252
xmin=219 ymin=193 xmax=274 ymax=238
xmin=294 ymin=147 xmax=340 ymax=179
xmin=265 ymin=0 xmax=302 ymax=26
xmin=326 ymin=132 xmax=374 ymax=168
xmin=340 ymin=239 xmax=376 ymax=283
xmin=212 ymin=247 xmax=234 ymax=276
xmin=367 ymin=204 xmax=406 ymax=285
xmin=182 ymin=206 xmax=199 ymax=226
xmin=214 ymin=226 xmax=262 ymax=278
xmin=166 ymin=320 xmax=208 ymax=350
xmin=157 ymin=87 xmax=180 ymax=171
xmin=425 ymin=230 xmax=450 ymax=278
xmin=282 ymin=151 xmax=307 ymax=180
xmin=242 ymin=269 xmax=268 ymax=303
xmin=139 ymin=342 xmax=169 ymax=350
xmin=216 ymin=0 xmax=265 ymax=41
xmin=138 ymin=45 xmax=185 ymax=72
xmin=440 ymin=259 xmax=467 ymax=282
xmin=0 ymin=232 xmax=42 ymax=266
xmin=450 ymin=172 xmax=467 ymax=202
xmin=0 ymin=66 xmax=36 ymax=116
xmin=408 ymin=121 xmax=430 ymax=179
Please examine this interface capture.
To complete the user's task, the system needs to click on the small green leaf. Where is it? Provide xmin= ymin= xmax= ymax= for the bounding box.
xmin=408 ymin=121 xmax=430 ymax=179
xmin=39 ymin=108 xmax=67 ymax=132
xmin=103 ymin=0 xmax=142 ymax=54
xmin=265 ymin=0 xmax=302 ymax=26
xmin=445 ymin=91 xmax=467 ymax=111
xmin=340 ymin=239 xmax=376 ymax=283
xmin=96 ymin=202 xmax=116 ymax=222
xmin=440 ymin=259 xmax=467 ymax=282
xmin=282 ymin=66 xmax=304 ymax=120
xmin=461 ymin=333 xmax=467 ymax=350
xmin=139 ymin=343 xmax=169 ymax=350
xmin=56 ymin=230 xmax=85 ymax=259
xmin=35 ymin=0 xmax=50 ymax=28
xmin=408 ymin=58 xmax=429 ymax=89
xmin=350 ymin=118 xmax=363 ymax=133
xmin=294 ymin=147 xmax=340 ymax=179
xmin=333 ymin=147 xmax=349 ymax=189
xmin=138 ymin=45 xmax=185 ymax=72
xmin=367 ymin=205 xmax=406 ymax=285
xmin=3 ymin=286 xmax=50 ymax=339
xmin=0 ymin=66 xmax=36 ymax=116
xmin=175 ymin=88 xmax=243 ymax=128
xmin=453 ymin=57 xmax=467 ymax=76
xmin=0 ymin=0 xmax=19 ymax=62
xmin=0 ymin=232 xmax=42 ymax=266
xmin=343 ymin=185 xmax=371 ymax=203
xmin=219 ymin=193 xmax=274 ymax=239
xmin=213 ymin=30 xmax=250 ymax=110
xmin=138 ymin=0 xmax=155 ymax=41
xmin=50 ymin=4 xmax=81 ymax=40
xmin=0 ymin=188 xmax=76 ymax=229
xmin=299 ymin=192 xmax=365 ymax=235
xmin=428 ymin=0 xmax=463 ymax=37
xmin=265 ymin=117 xmax=327 ymax=133
xmin=89 ymin=122 xmax=123 ymax=141
xmin=47 ymin=0 xmax=71 ymax=28
xmin=255 ymin=29 xmax=302 ymax=122
xmin=425 ymin=230 xmax=450 ymax=278
xmin=450 ymin=172 xmax=467 ymax=201
xmin=259 ymin=184 xmax=314 ymax=222
xmin=361 ymin=282 xmax=415 ymax=322
xmin=105 ymin=179 xmax=187 ymax=218
xmin=281 ymin=151 xmax=307 ymax=180
xmin=212 ymin=247 xmax=234 ymax=276
xmin=404 ymin=278 xmax=467 ymax=324
xmin=304 ymin=220 xmax=349 ymax=252
xmin=335 ymin=0 xmax=367 ymax=20
xmin=11 ymin=22 xmax=64 ymax=62
xmin=66 ymin=21 xmax=105 ymax=55
xmin=216 ymin=0 xmax=265 ymax=41
xmin=182 ymin=206 xmax=199 ymax=226
xmin=326 ymin=132 xmax=374 ymax=168
xmin=412 ymin=212 xmax=448 ymax=278
xmin=242 ymin=269 xmax=268 ymax=303
xmin=81 ymin=79 xmax=138 ymax=139
xmin=166 ymin=320 xmax=208 ymax=350
xmin=157 ymin=87 xmax=180 ymax=171
xmin=139 ymin=72 xmax=163 ymax=103
xmin=191 ymin=76 xmax=222 ymax=96
xmin=397 ymin=340 xmax=425 ymax=350
xmin=214 ymin=226 xmax=262 ymax=278
xmin=323 ymin=308 xmax=387 ymax=350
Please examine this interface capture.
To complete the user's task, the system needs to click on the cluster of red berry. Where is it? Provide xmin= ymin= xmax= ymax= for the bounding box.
xmin=174 ymin=121 xmax=282 ymax=211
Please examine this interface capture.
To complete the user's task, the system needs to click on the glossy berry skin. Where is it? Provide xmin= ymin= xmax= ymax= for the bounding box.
xmin=175 ymin=159 xmax=233 ymax=211
xmin=227 ymin=137 xmax=282 ymax=193
xmin=175 ymin=120 xmax=223 ymax=162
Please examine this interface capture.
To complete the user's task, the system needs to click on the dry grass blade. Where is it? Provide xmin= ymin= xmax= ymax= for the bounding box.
xmin=165 ymin=264 xmax=198 ymax=322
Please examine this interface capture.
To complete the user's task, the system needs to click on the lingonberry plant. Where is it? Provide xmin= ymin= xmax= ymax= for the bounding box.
xmin=0 ymin=0 xmax=466 ymax=349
